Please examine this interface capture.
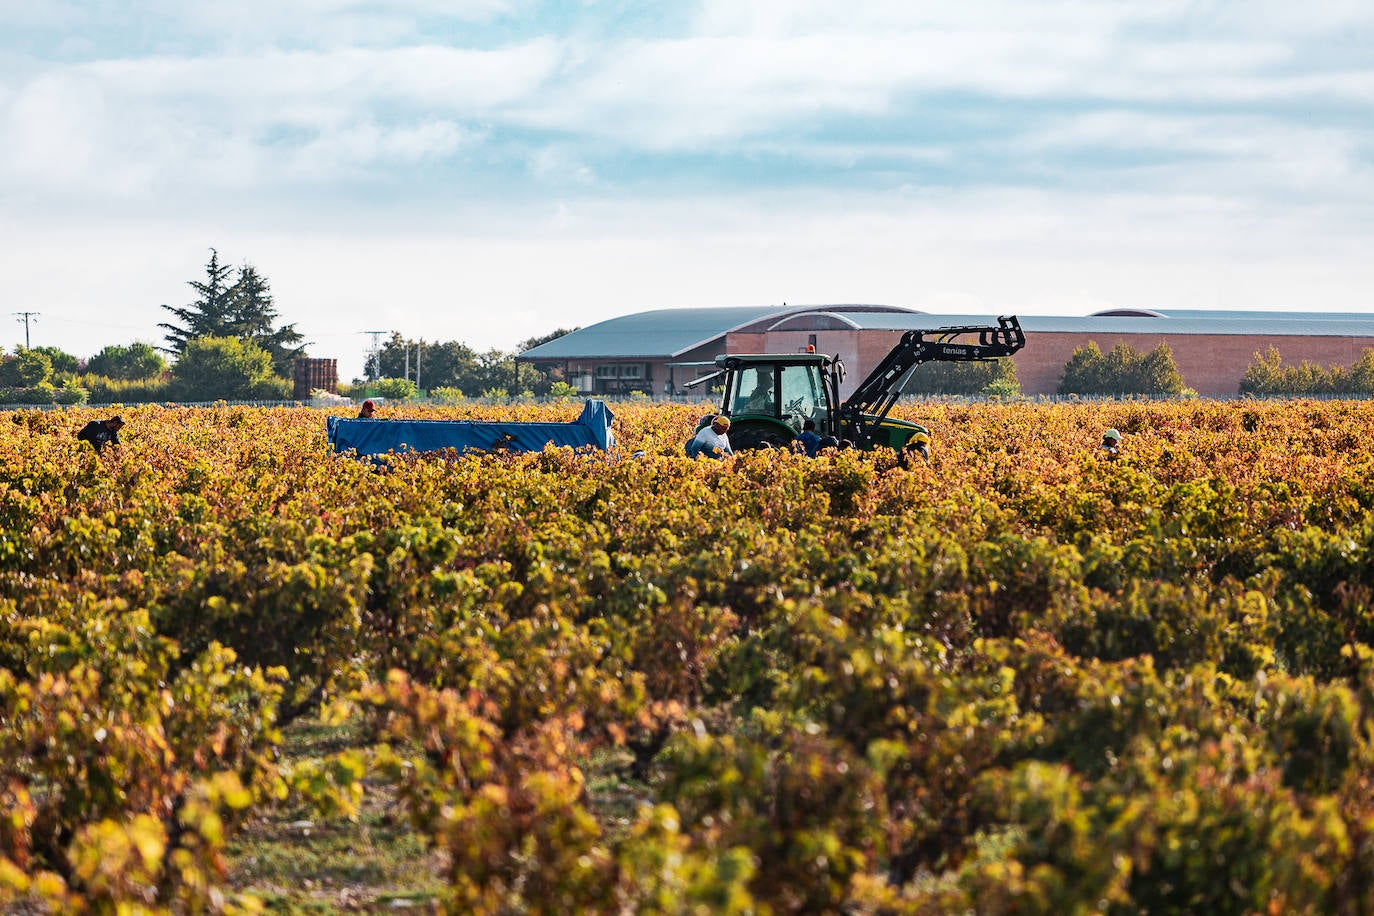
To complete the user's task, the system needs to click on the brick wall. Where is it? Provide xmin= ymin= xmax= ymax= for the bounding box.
xmin=1011 ymin=333 xmax=1374 ymax=397
xmin=726 ymin=332 xmax=767 ymax=354
xmin=735 ymin=324 xmax=1374 ymax=399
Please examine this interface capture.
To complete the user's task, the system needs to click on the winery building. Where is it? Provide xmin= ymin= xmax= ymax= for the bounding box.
xmin=517 ymin=306 xmax=1374 ymax=399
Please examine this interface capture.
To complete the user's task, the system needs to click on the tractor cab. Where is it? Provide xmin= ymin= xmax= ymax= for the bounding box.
xmin=694 ymin=353 xmax=842 ymax=450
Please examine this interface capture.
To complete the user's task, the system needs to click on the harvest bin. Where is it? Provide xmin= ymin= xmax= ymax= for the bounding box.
xmin=327 ymin=398 xmax=615 ymax=457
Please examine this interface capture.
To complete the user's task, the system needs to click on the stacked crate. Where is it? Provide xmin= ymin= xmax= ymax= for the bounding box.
xmin=293 ymin=358 xmax=339 ymax=400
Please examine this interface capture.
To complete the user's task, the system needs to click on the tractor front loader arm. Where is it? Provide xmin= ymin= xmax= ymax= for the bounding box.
xmin=838 ymin=315 xmax=1025 ymax=445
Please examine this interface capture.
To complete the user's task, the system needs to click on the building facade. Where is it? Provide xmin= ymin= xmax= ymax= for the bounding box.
xmin=519 ymin=306 xmax=1374 ymax=399
xmin=518 ymin=304 xmax=914 ymax=397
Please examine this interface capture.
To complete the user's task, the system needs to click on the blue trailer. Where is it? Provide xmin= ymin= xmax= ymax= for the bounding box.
xmin=327 ymin=399 xmax=615 ymax=458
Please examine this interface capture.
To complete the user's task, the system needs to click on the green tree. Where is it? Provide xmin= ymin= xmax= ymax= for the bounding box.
xmin=31 ymin=346 xmax=79 ymax=378
xmin=1101 ymin=341 xmax=1137 ymax=389
xmin=1059 ymin=341 xmax=1108 ymax=395
xmin=170 ymin=336 xmax=287 ymax=401
xmin=1239 ymin=347 xmax=1374 ymax=396
xmin=86 ymin=343 xmax=168 ymax=381
xmin=364 ymin=332 xmax=407 ymax=383
xmin=518 ymin=328 xmax=577 ymax=395
xmin=365 ymin=332 xmax=572 ymax=397
xmin=0 ymin=348 xmax=54 ymax=387
xmin=373 ymin=377 xmax=419 ymax=400
xmin=159 ymin=250 xmax=306 ymax=376
xmin=160 ymin=249 xmax=238 ymax=355
xmin=1059 ymin=340 xmax=1185 ymax=396
xmin=1349 ymin=350 xmax=1374 ymax=394
xmin=1133 ymin=342 xmax=1186 ymax=396
xmin=227 ymin=263 xmax=306 ymax=377
xmin=369 ymin=336 xmax=484 ymax=393
xmin=1239 ymin=347 xmax=1285 ymax=396
xmin=478 ymin=348 xmax=516 ymax=394
xmin=519 ymin=327 xmax=578 ymax=352
xmin=902 ymin=358 xmax=1016 ymax=396
xmin=983 ymin=358 xmax=1021 ymax=398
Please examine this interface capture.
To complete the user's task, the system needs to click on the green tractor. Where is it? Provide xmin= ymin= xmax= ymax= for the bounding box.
xmin=686 ymin=315 xmax=1025 ymax=456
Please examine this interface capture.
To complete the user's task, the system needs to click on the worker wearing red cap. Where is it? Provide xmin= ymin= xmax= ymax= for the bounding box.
xmin=357 ymin=399 xmax=377 ymax=419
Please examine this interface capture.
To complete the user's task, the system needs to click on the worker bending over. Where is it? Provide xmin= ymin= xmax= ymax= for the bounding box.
xmin=1101 ymin=428 xmax=1122 ymax=458
xmin=687 ymin=415 xmax=734 ymax=459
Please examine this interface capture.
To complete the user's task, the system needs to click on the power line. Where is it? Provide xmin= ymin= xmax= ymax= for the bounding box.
xmin=40 ymin=315 xmax=155 ymax=333
xmin=13 ymin=311 xmax=39 ymax=348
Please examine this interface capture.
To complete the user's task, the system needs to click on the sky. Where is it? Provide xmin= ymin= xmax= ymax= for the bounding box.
xmin=3 ymin=1 xmax=1372 ymax=382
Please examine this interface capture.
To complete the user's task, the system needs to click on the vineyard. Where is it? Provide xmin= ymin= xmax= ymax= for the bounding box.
xmin=5 ymin=399 xmax=1374 ymax=913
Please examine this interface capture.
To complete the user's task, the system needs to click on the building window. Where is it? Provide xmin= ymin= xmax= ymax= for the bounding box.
xmin=595 ymin=365 xmax=619 ymax=379
xmin=619 ymin=364 xmax=643 ymax=379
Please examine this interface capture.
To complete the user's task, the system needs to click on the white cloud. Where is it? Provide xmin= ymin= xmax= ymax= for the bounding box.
xmin=285 ymin=119 xmax=475 ymax=176
xmin=692 ymin=0 xmax=1374 ymax=40
xmin=0 ymin=42 xmax=559 ymax=196
xmin=505 ymin=25 xmax=1370 ymax=150
xmin=2 ymin=0 xmax=521 ymax=49
xmin=528 ymin=146 xmax=599 ymax=187
xmin=76 ymin=43 xmax=561 ymax=108
xmin=1018 ymin=108 xmax=1374 ymax=207
xmin=692 ymin=1 xmax=1196 ymax=42
xmin=5 ymin=3 xmax=1371 ymax=202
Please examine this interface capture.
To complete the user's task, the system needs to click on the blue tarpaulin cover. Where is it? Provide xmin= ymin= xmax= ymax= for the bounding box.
xmin=327 ymin=399 xmax=615 ymax=457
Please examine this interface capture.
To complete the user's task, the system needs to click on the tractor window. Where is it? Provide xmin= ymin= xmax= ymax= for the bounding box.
xmin=732 ymin=367 xmax=777 ymax=416
xmin=779 ymin=364 xmax=824 ymax=431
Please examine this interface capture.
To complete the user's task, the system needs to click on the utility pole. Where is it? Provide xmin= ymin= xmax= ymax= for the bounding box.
xmin=361 ymin=330 xmax=387 ymax=381
xmin=13 ymin=312 xmax=39 ymax=348
xmin=415 ymin=341 xmax=421 ymax=391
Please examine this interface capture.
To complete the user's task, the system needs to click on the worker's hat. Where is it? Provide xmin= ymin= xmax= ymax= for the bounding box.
xmin=1103 ymin=428 xmax=1122 ymax=441
xmin=712 ymin=415 xmax=731 ymax=429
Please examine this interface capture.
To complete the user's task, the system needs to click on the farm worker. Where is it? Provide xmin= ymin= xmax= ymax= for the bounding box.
xmin=358 ymin=399 xmax=377 ymax=419
xmin=76 ymin=415 xmax=124 ymax=454
xmin=688 ymin=415 xmax=734 ymax=459
xmin=909 ymin=431 xmax=931 ymax=460
xmin=796 ymin=418 xmax=822 ymax=457
xmin=742 ymin=368 xmax=775 ymax=414
xmin=1101 ymin=428 xmax=1122 ymax=458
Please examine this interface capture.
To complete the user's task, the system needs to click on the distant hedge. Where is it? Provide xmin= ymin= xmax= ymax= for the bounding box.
xmin=0 ymin=383 xmax=87 ymax=405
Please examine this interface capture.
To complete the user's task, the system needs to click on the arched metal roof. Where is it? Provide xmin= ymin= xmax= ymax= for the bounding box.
xmin=518 ymin=304 xmax=918 ymax=360
xmin=519 ymin=305 xmax=1374 ymax=362
xmin=1090 ymin=308 xmax=1167 ymax=318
